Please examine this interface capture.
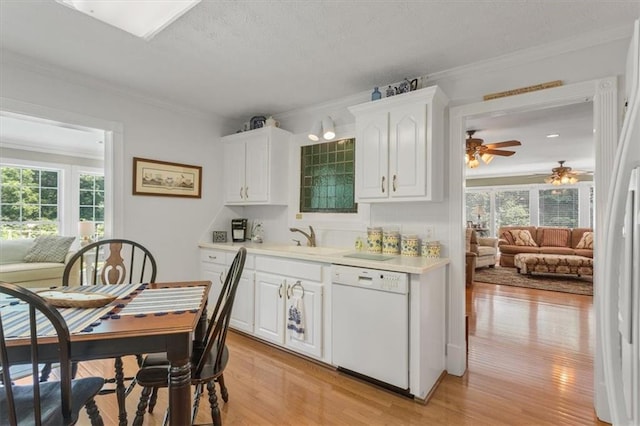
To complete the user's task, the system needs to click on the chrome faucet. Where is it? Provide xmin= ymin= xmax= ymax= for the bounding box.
xmin=289 ymin=226 xmax=316 ymax=247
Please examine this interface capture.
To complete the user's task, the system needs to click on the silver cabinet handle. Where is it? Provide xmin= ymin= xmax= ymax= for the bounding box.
xmin=278 ymin=282 xmax=283 ymax=298
xmin=392 ymin=174 xmax=397 ymax=192
xmin=245 ymin=186 xmax=249 ymax=199
xmin=218 ymin=272 xmax=224 ymax=285
xmin=239 ymin=187 xmax=243 ymax=198
xmin=208 ymin=255 xmax=217 ymax=260
xmin=381 ymin=176 xmax=386 ymax=193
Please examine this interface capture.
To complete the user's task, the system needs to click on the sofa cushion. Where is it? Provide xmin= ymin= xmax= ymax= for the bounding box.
xmin=0 ymin=239 xmax=35 ymax=265
xmin=0 ymin=262 xmax=66 ymax=283
xmin=510 ymin=229 xmax=537 ymax=246
xmin=541 ymin=228 xmax=570 ymax=247
xmin=541 ymin=247 xmax=575 ymax=255
xmin=24 ymin=236 xmax=75 ymax=263
xmin=574 ymin=248 xmax=594 ymax=258
xmin=477 ymin=246 xmax=496 ymax=257
xmin=576 ymin=231 xmax=594 ymax=249
xmin=500 ymin=245 xmax=540 ymax=255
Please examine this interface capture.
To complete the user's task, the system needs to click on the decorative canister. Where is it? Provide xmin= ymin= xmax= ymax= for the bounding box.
xmin=382 ymin=229 xmax=400 ymax=254
xmin=366 ymin=227 xmax=383 ymax=253
xmin=422 ymin=240 xmax=441 ymax=258
xmin=401 ymin=234 xmax=419 ymax=257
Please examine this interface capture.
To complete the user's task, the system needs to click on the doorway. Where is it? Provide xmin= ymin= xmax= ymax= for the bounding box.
xmin=0 ymin=97 xmax=124 ymax=238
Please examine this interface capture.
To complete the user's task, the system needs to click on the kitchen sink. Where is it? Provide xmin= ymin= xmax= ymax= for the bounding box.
xmin=262 ymin=245 xmax=347 ymax=256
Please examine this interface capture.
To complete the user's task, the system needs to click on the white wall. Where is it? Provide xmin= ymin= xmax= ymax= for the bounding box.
xmin=0 ymin=56 xmax=229 ymax=282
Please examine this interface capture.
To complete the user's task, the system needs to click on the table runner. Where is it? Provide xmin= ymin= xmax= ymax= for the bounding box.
xmin=1 ymin=283 xmax=142 ymax=338
xmin=117 ymin=286 xmax=206 ymax=315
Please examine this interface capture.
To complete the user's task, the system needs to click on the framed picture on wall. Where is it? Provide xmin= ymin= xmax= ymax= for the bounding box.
xmin=133 ymin=157 xmax=202 ymax=198
xmin=466 ymin=220 xmax=474 ymax=228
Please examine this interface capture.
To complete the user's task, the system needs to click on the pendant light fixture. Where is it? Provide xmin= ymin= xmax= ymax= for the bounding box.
xmin=308 ymin=116 xmax=336 ymax=141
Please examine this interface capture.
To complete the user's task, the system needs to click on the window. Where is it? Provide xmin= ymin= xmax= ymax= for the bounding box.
xmin=0 ymin=166 xmax=60 ymax=239
xmin=299 ymin=138 xmax=357 ymax=213
xmin=538 ymin=188 xmax=578 ymax=227
xmin=495 ymin=190 xmax=530 ymax=228
xmin=79 ymin=172 xmax=105 ymax=239
xmin=466 ymin=183 xmax=593 ymax=237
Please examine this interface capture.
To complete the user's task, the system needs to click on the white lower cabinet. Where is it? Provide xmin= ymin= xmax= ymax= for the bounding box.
xmin=200 ymin=248 xmax=255 ymax=334
xmin=253 ymin=254 xmax=325 ymax=359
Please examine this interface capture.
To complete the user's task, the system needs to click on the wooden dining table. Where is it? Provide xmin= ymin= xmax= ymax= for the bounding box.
xmin=1 ymin=280 xmax=212 ymax=426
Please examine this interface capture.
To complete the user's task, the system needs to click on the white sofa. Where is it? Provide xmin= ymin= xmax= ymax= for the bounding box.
xmin=0 ymin=238 xmax=79 ymax=288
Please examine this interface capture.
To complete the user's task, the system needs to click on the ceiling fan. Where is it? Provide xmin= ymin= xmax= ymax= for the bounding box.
xmin=544 ymin=160 xmax=590 ymax=185
xmin=465 ymin=130 xmax=522 ymax=168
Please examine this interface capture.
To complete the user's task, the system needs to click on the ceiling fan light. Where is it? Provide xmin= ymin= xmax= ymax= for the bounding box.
xmin=569 ymin=176 xmax=578 ymax=184
xmin=560 ymin=175 xmax=570 ymax=184
xmin=552 ymin=179 xmax=561 ymax=186
xmin=480 ymin=153 xmax=494 ymax=164
xmin=468 ymin=158 xmax=480 ymax=168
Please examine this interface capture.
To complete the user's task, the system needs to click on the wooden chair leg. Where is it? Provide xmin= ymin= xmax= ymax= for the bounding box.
xmin=192 ymin=383 xmax=203 ymax=424
xmin=85 ymin=397 xmax=104 ymax=426
xmin=114 ymin=356 xmax=127 ymax=426
xmin=133 ymin=386 xmax=152 ymax=426
xmin=149 ymin=387 xmax=159 ymax=413
xmin=207 ymin=380 xmax=222 ymax=426
xmin=218 ymin=374 xmax=229 ymax=402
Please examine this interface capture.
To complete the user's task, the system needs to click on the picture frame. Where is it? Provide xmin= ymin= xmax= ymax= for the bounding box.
xmin=133 ymin=157 xmax=202 ymax=198
xmin=466 ymin=220 xmax=474 ymax=228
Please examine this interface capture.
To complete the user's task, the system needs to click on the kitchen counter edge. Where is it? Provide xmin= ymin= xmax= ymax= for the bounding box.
xmin=198 ymin=242 xmax=449 ymax=275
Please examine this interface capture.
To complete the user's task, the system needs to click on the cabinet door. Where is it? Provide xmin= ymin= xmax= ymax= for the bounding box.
xmin=201 ymin=262 xmax=226 ymax=310
xmin=223 ymin=141 xmax=247 ymax=203
xmin=253 ymin=273 xmax=286 ymax=344
xmin=229 ymin=270 xmax=255 ymax=333
xmin=389 ymin=102 xmax=426 ymax=198
xmin=285 ymin=280 xmax=323 ymax=358
xmin=355 ymin=111 xmax=389 ymax=200
xmin=244 ymin=133 xmax=270 ymax=203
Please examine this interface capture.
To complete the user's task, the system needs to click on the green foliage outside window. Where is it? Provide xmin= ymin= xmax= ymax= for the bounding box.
xmin=79 ymin=173 xmax=105 ymax=240
xmin=1 ymin=166 xmax=60 ymax=239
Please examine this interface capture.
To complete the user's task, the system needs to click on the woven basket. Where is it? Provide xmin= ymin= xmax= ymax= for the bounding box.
xmin=38 ymin=290 xmax=117 ymax=308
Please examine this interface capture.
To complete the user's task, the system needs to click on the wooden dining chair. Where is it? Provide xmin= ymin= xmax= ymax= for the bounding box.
xmin=132 ymin=247 xmax=247 ymax=426
xmin=54 ymin=238 xmax=157 ymax=426
xmin=0 ymin=282 xmax=105 ymax=426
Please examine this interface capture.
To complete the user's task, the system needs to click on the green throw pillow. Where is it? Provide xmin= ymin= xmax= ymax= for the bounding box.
xmin=23 ymin=236 xmax=75 ymax=263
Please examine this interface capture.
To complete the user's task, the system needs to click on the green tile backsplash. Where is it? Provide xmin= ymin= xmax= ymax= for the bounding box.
xmin=300 ymin=138 xmax=357 ymax=213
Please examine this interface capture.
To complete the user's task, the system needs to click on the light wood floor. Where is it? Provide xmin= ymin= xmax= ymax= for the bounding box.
xmin=76 ymin=281 xmax=608 ymax=425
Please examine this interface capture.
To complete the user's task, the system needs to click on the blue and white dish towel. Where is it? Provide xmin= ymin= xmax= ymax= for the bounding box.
xmin=287 ymin=295 xmax=305 ymax=340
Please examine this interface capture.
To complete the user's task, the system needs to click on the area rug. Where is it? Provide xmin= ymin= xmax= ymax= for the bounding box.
xmin=474 ymin=266 xmax=593 ymax=296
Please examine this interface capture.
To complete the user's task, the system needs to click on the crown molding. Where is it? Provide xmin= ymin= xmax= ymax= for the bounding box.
xmin=0 ymin=49 xmax=213 ymax=120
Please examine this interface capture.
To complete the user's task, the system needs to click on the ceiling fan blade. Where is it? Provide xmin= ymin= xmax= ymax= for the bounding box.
xmin=484 ymin=140 xmax=521 ymax=149
xmin=484 ymin=149 xmax=516 ymax=156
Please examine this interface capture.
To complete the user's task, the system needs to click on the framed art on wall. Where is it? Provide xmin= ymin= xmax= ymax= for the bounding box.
xmin=133 ymin=157 xmax=202 ymax=198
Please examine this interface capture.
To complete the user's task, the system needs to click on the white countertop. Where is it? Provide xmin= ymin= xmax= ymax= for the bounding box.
xmin=198 ymin=242 xmax=449 ymax=274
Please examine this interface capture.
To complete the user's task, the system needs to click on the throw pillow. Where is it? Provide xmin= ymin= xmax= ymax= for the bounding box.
xmin=576 ymin=231 xmax=594 ymax=249
xmin=509 ymin=229 xmax=537 ymax=247
xmin=24 ymin=236 xmax=75 ymax=263
xmin=541 ymin=228 xmax=570 ymax=247
xmin=0 ymin=239 xmax=35 ymax=265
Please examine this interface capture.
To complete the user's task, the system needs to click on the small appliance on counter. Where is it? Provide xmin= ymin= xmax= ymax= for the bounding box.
xmin=231 ymin=218 xmax=248 ymax=242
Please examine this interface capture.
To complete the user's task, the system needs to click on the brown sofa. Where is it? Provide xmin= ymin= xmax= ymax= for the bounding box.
xmin=498 ymin=226 xmax=593 ymax=267
xmin=465 ymin=228 xmax=499 ymax=286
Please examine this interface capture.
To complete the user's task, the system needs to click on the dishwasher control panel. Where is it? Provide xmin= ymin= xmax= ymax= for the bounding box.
xmin=331 ymin=265 xmax=408 ymax=294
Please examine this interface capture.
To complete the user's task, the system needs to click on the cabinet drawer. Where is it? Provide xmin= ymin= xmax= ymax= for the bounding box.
xmin=255 ymin=256 xmax=323 ymax=282
xmin=200 ymin=249 xmax=227 ymax=265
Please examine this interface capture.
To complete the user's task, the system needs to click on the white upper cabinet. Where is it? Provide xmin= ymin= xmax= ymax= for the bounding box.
xmin=222 ymin=126 xmax=291 ymax=205
xmin=348 ymin=86 xmax=448 ymax=202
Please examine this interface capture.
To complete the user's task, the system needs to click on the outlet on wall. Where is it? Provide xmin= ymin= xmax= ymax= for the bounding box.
xmin=424 ymin=225 xmax=435 ymax=241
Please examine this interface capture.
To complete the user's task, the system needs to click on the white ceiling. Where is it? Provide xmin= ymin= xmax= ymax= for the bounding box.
xmin=0 ymin=1 xmax=637 ymax=173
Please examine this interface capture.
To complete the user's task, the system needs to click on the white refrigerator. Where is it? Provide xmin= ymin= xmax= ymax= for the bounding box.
xmin=601 ymin=19 xmax=640 ymax=425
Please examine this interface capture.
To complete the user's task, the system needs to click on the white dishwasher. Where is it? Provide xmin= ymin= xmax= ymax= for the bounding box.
xmin=331 ymin=264 xmax=409 ymax=393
